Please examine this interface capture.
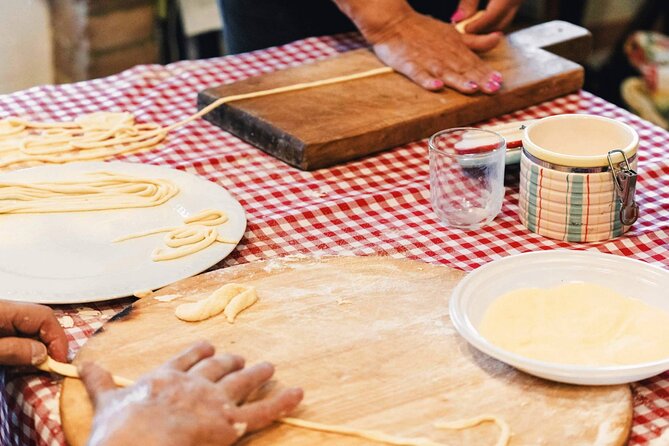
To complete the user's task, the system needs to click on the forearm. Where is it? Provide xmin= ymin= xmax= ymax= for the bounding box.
xmin=332 ymin=0 xmax=414 ymax=42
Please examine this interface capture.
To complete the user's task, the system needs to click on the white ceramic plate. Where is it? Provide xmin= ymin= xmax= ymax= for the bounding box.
xmin=449 ymin=250 xmax=669 ymax=385
xmin=0 ymin=162 xmax=246 ymax=304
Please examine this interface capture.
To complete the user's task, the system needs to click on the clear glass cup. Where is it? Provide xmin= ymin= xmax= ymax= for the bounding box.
xmin=429 ymin=128 xmax=506 ymax=230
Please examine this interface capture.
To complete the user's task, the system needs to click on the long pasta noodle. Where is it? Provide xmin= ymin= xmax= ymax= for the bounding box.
xmin=0 ymin=171 xmax=178 ymax=214
xmin=0 ymin=68 xmax=394 ymax=171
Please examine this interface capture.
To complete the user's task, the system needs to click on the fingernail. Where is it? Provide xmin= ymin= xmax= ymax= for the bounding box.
xmin=490 ymin=71 xmax=503 ymax=83
xmin=465 ymin=81 xmax=479 ymax=90
xmin=428 ymin=79 xmax=444 ymax=89
xmin=486 ymin=80 xmax=501 ymax=92
xmin=31 ymin=343 xmax=47 ymax=366
xmin=451 ymin=9 xmax=465 ymax=22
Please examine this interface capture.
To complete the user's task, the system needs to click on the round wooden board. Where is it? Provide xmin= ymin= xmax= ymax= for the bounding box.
xmin=61 ymin=256 xmax=632 ymax=446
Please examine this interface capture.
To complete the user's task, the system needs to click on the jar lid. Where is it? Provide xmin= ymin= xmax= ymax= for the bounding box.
xmin=522 ymin=114 xmax=638 ymax=168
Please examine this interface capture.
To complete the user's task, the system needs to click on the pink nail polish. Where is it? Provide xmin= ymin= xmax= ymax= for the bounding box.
xmin=486 ymin=80 xmax=501 ymax=92
xmin=451 ymin=9 xmax=465 ymax=22
xmin=429 ymin=79 xmax=444 ymax=89
xmin=490 ymin=71 xmax=503 ymax=83
xmin=466 ymin=81 xmax=479 ymax=90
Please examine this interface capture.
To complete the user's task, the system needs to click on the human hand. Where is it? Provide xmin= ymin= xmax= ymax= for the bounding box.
xmin=365 ymin=11 xmax=503 ymax=93
xmin=80 ymin=341 xmax=303 ymax=446
xmin=453 ymin=0 xmax=523 ymax=34
xmin=0 ymin=300 xmax=68 ymax=366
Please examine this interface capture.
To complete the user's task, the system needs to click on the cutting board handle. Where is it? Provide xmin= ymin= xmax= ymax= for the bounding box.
xmin=508 ymin=20 xmax=592 ymax=63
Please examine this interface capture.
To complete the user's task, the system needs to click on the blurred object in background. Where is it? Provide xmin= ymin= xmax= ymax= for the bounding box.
xmin=51 ymin=0 xmax=158 ymax=83
xmin=0 ymin=1 xmax=53 ymax=94
xmin=621 ymin=31 xmax=669 ymax=128
xmin=584 ymin=0 xmax=669 ymax=108
xmin=157 ymin=0 xmax=223 ymax=63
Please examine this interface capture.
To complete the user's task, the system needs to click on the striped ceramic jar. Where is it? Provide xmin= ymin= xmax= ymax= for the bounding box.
xmin=518 ymin=114 xmax=639 ymax=242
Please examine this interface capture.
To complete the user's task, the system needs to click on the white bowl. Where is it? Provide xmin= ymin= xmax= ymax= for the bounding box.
xmin=449 ymin=250 xmax=669 ymax=385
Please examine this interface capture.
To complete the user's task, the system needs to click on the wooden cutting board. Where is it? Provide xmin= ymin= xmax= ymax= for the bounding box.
xmin=60 ymin=256 xmax=631 ymax=446
xmin=198 ymin=21 xmax=590 ymax=170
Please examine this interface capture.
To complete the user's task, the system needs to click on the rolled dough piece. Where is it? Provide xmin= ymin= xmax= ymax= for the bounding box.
xmin=455 ymin=11 xmax=486 ymax=34
xmin=36 ymin=356 xmax=133 ymax=387
xmin=281 ymin=415 xmax=511 ymax=446
xmin=174 ymin=283 xmax=253 ymax=322
xmin=435 ymin=415 xmax=510 ymax=446
xmin=183 ymin=209 xmax=228 ymax=226
xmin=152 ymin=226 xmax=219 ymax=261
xmin=479 ymin=283 xmax=669 ymax=365
xmin=116 ymin=208 xmax=236 ymax=261
xmin=133 ymin=289 xmax=154 ymax=298
xmin=223 ymin=288 xmax=259 ymax=323
xmin=280 ymin=417 xmax=444 ymax=446
xmin=113 ymin=208 xmax=229 ymax=242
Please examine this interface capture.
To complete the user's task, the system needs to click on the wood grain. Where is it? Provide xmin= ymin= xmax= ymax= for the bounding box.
xmin=60 ymin=256 xmax=630 ymax=446
xmin=198 ymin=21 xmax=590 ymax=170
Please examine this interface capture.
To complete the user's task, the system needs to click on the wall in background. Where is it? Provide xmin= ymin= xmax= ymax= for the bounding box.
xmin=584 ymin=0 xmax=643 ymax=24
xmin=0 ymin=0 xmax=54 ymax=94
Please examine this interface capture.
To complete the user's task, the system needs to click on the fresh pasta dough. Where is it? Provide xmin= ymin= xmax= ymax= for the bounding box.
xmin=0 ymin=112 xmax=167 ymax=170
xmin=223 ymin=288 xmax=258 ymax=323
xmin=175 ymin=283 xmax=257 ymax=322
xmin=435 ymin=415 xmax=510 ymax=446
xmin=0 ymin=171 xmax=178 ymax=214
xmin=281 ymin=414 xmax=511 ymax=446
xmin=153 ymin=226 xmax=219 ymax=261
xmin=0 ymin=68 xmax=393 ymax=171
xmin=280 ymin=418 xmax=443 ymax=446
xmin=479 ymin=282 xmax=669 ymax=365
xmin=455 ymin=10 xmax=485 ymax=33
xmin=115 ymin=208 xmax=236 ymax=261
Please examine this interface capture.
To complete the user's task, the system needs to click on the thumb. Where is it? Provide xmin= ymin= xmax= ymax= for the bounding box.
xmin=79 ymin=362 xmax=116 ymax=407
xmin=452 ymin=0 xmax=479 ymax=22
xmin=0 ymin=337 xmax=47 ymax=366
xmin=461 ymin=32 xmax=503 ymax=53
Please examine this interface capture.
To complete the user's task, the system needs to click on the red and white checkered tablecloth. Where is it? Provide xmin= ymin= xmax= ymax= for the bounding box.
xmin=0 ymin=33 xmax=668 ymax=446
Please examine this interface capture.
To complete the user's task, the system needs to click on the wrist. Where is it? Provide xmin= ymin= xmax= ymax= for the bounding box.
xmin=333 ymin=0 xmax=414 ymax=45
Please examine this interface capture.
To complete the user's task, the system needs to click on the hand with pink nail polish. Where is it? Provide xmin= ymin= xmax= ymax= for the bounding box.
xmin=0 ymin=300 xmax=68 ymax=366
xmin=333 ymin=0 xmax=509 ymax=94
xmin=81 ymin=342 xmax=304 ymax=446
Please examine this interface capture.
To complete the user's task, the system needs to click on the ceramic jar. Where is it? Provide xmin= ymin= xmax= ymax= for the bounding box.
xmin=518 ymin=114 xmax=639 ymax=242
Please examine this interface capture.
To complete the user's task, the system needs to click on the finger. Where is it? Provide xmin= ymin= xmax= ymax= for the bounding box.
xmin=452 ymin=0 xmax=479 ymax=22
xmin=0 ymin=301 xmax=69 ymax=362
xmin=425 ymin=60 xmax=476 ymax=92
xmin=188 ymin=354 xmax=245 ymax=382
xmin=466 ymin=3 xmax=520 ymax=33
xmin=460 ymin=32 xmax=503 ymax=53
xmin=478 ymin=67 xmax=503 ymax=94
xmin=395 ymin=61 xmax=444 ymax=91
xmin=0 ymin=337 xmax=47 ymax=366
xmin=455 ymin=60 xmax=501 ymax=95
xmin=440 ymin=71 xmax=480 ymax=94
xmin=79 ymin=362 xmax=116 ymax=407
xmin=163 ymin=341 xmax=215 ymax=372
xmin=235 ymin=387 xmax=304 ymax=433
xmin=494 ymin=8 xmax=520 ymax=32
xmin=220 ymin=362 xmax=275 ymax=404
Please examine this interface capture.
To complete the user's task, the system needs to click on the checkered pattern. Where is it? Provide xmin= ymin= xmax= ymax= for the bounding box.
xmin=1 ymin=33 xmax=668 ymax=445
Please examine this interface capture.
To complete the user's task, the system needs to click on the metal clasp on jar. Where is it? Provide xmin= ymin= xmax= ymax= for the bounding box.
xmin=607 ymin=149 xmax=639 ymax=226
